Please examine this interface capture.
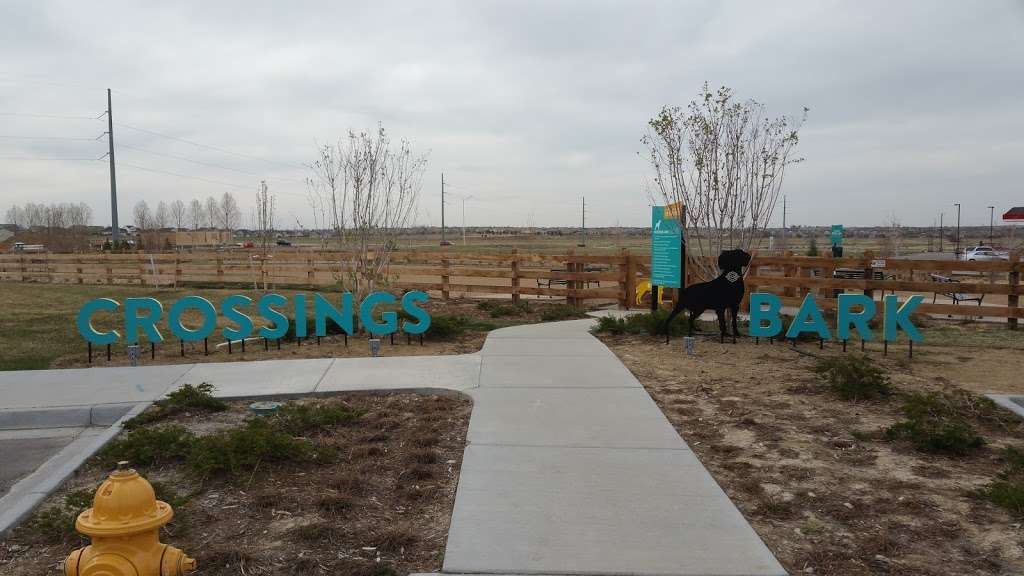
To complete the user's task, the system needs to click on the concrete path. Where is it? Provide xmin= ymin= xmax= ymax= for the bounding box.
xmin=0 ymin=319 xmax=785 ymax=575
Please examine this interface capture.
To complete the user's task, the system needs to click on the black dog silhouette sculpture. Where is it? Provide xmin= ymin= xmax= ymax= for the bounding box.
xmin=663 ymin=248 xmax=752 ymax=343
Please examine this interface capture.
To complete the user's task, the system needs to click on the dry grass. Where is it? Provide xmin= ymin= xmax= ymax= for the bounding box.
xmin=600 ymin=330 xmax=1024 ymax=576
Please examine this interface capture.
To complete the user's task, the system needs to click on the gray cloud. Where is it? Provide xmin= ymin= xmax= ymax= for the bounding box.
xmin=2 ymin=0 xmax=1022 ymax=228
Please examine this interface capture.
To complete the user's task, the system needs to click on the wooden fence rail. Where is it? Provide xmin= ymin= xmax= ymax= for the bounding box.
xmin=1 ymin=249 xmax=1021 ymax=327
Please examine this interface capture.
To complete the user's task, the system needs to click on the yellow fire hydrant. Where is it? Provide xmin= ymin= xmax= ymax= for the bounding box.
xmin=63 ymin=462 xmax=196 ymax=576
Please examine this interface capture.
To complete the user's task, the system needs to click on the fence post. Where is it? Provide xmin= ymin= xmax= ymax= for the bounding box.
xmin=138 ymin=254 xmax=146 ymax=286
xmin=174 ymin=255 xmax=182 ymax=288
xmin=622 ymin=249 xmax=635 ymax=310
xmin=1009 ymin=251 xmax=1020 ymax=330
xmin=216 ymin=256 xmax=224 ymax=284
xmin=863 ymin=250 xmax=875 ymax=301
xmin=18 ymin=255 xmax=25 ymax=282
xmin=441 ymin=251 xmax=451 ymax=301
xmin=511 ymin=249 xmax=521 ymax=305
xmin=306 ymin=255 xmax=315 ymax=285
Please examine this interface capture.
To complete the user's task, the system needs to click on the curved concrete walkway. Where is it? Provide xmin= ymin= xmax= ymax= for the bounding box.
xmin=0 ymin=318 xmax=784 ymax=575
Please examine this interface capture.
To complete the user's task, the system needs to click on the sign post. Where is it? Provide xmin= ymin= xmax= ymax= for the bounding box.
xmin=830 ymin=224 xmax=844 ymax=257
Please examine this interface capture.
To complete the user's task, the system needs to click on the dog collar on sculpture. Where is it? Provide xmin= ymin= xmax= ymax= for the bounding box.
xmin=725 ymin=271 xmax=741 ymax=283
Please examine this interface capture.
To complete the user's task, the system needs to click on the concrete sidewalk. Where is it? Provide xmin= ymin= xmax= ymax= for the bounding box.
xmin=0 ymin=319 xmax=785 ymax=575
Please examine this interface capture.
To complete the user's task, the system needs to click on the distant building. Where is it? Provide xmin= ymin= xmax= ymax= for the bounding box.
xmin=138 ymin=229 xmax=233 ymax=249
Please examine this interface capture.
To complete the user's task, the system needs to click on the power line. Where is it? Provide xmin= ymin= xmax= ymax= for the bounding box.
xmin=118 ymin=162 xmax=253 ymax=190
xmin=118 ymin=143 xmax=306 ymax=184
xmin=115 ymin=122 xmax=307 ymax=170
xmin=0 ymin=156 xmax=101 ymax=161
xmin=0 ymin=135 xmax=101 ymax=141
xmin=0 ymin=112 xmax=101 ymax=121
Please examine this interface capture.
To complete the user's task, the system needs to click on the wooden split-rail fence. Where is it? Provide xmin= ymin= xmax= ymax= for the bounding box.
xmin=1 ymin=249 xmax=1020 ymax=328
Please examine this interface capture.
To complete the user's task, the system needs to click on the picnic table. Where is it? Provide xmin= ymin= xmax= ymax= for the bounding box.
xmin=536 ymin=266 xmax=605 ymax=291
xmin=929 ymin=273 xmax=984 ymax=305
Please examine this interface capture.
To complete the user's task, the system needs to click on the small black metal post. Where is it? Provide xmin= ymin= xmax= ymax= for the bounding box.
xmin=264 ymin=338 xmax=269 ymax=351
xmin=420 ymin=334 xmax=424 ymax=346
xmin=276 ymin=338 xmax=281 ymax=350
xmin=107 ymin=344 xmax=111 ymax=361
xmin=790 ymin=338 xmax=796 ymax=348
xmin=150 ymin=342 xmax=155 ymax=359
xmin=819 ymin=338 xmax=824 ymax=350
xmin=298 ymin=336 xmax=302 ymax=347
xmin=843 ymin=339 xmax=847 ymax=352
xmin=228 ymin=340 xmax=232 ymax=355
xmin=407 ymin=333 xmax=411 ymax=345
xmin=204 ymin=338 xmax=208 ymax=356
xmin=241 ymin=338 xmax=245 ymax=353
xmin=909 ymin=340 xmax=913 ymax=358
xmin=884 ymin=340 xmax=888 ymax=356
xmin=317 ymin=336 xmax=321 ymax=346
xmin=88 ymin=342 xmax=92 ymax=364
xmin=344 ymin=333 xmax=348 ymax=347
xmin=755 ymin=337 xmax=759 ymax=345
xmin=390 ymin=333 xmax=395 ymax=345
xmin=180 ymin=340 xmax=185 ymax=357
xmin=861 ymin=339 xmax=865 ymax=352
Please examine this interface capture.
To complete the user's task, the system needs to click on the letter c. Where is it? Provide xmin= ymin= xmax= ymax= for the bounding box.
xmin=77 ymin=298 xmax=121 ymax=345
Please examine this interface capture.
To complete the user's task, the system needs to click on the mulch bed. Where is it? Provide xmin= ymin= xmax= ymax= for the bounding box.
xmin=0 ymin=393 xmax=472 ymax=576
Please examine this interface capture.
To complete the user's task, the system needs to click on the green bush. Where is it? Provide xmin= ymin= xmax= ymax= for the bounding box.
xmin=125 ymin=383 xmax=227 ymax=430
xmin=284 ymin=315 xmax=349 ymax=340
xmin=980 ymin=447 xmax=1024 ymax=514
xmin=592 ymin=310 xmax=714 ymax=337
xmin=539 ymin=304 xmax=587 ymax=322
xmin=274 ymin=402 xmax=362 ymax=436
xmin=813 ymin=355 xmax=891 ymax=401
xmin=425 ymin=314 xmax=469 ymax=339
xmin=885 ymin=391 xmax=986 ymax=456
xmin=23 ymin=488 xmax=96 ymax=542
xmin=188 ymin=418 xmax=316 ymax=478
xmin=99 ymin=425 xmax=195 ymax=467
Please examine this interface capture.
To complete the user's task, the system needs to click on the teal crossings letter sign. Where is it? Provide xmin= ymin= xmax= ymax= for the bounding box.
xmin=76 ymin=291 xmax=431 ymax=345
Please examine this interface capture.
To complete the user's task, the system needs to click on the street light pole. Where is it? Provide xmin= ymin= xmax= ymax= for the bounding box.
xmin=954 ymin=203 xmax=961 ymax=257
xmin=988 ymin=206 xmax=995 ymax=246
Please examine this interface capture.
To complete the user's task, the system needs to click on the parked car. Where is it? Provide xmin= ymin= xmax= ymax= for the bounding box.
xmin=275 ymin=239 xmax=292 ymax=246
xmin=962 ymin=246 xmax=1008 ymax=261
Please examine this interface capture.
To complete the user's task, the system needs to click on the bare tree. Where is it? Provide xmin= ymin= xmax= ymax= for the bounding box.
xmin=170 ymin=199 xmax=186 ymax=230
xmin=205 ymin=196 xmax=219 ymax=229
xmin=133 ymin=200 xmax=151 ymax=231
xmin=884 ymin=212 xmax=903 ymax=257
xmin=643 ymin=83 xmax=805 ymax=281
xmin=255 ymin=180 xmax=276 ymax=255
xmin=306 ymin=124 xmax=426 ymax=297
xmin=153 ymin=201 xmax=170 ymax=230
xmin=5 ymin=205 xmax=23 ymax=229
xmin=219 ymin=191 xmax=240 ymax=231
xmin=188 ymin=198 xmax=203 ymax=230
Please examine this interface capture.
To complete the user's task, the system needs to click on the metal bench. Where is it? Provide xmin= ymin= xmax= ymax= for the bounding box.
xmin=929 ymin=273 xmax=984 ymax=305
xmin=819 ymin=267 xmax=896 ymax=296
xmin=537 ymin=266 xmax=604 ymax=291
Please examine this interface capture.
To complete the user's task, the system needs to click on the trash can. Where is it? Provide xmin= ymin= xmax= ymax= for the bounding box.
xmin=831 ymin=245 xmax=843 ymax=257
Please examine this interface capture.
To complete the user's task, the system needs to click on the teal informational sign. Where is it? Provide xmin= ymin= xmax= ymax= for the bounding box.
xmin=830 ymin=224 xmax=844 ymax=246
xmin=651 ymin=205 xmax=683 ymax=288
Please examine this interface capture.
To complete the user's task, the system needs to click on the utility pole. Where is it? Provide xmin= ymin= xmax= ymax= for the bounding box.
xmin=954 ymin=202 xmax=961 ymax=257
xmin=440 ymin=173 xmax=446 ymax=245
xmin=579 ymin=196 xmax=586 ymax=247
xmin=988 ymin=205 xmax=995 ymax=246
xmin=106 ymin=89 xmax=119 ymax=243
xmin=939 ymin=213 xmax=943 ymax=253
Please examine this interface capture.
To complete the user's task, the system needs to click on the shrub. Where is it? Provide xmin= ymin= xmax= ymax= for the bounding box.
xmin=99 ymin=425 xmax=195 ymax=467
xmin=980 ymin=447 xmax=1024 ymax=514
xmin=592 ymin=310 xmax=708 ymax=337
xmin=885 ymin=391 xmax=986 ymax=455
xmin=23 ymin=488 xmax=96 ymax=542
xmin=539 ymin=304 xmax=587 ymax=322
xmin=284 ymin=315 xmax=349 ymax=340
xmin=274 ymin=402 xmax=362 ymax=436
xmin=425 ymin=314 xmax=469 ymax=339
xmin=125 ymin=383 xmax=227 ymax=430
xmin=188 ymin=418 xmax=315 ymax=478
xmin=813 ymin=355 xmax=891 ymax=401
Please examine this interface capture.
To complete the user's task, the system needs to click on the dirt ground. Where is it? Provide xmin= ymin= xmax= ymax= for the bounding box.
xmin=0 ymin=393 xmax=472 ymax=576
xmin=600 ymin=331 xmax=1024 ymax=575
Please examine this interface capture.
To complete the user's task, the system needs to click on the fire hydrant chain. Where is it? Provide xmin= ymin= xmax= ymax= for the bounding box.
xmin=62 ymin=462 xmax=197 ymax=576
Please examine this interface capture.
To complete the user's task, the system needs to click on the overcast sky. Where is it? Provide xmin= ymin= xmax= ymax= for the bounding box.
xmin=2 ymin=0 xmax=1023 ymax=229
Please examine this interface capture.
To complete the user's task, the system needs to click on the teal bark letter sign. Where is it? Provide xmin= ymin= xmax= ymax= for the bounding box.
xmin=651 ymin=205 xmax=682 ymax=288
